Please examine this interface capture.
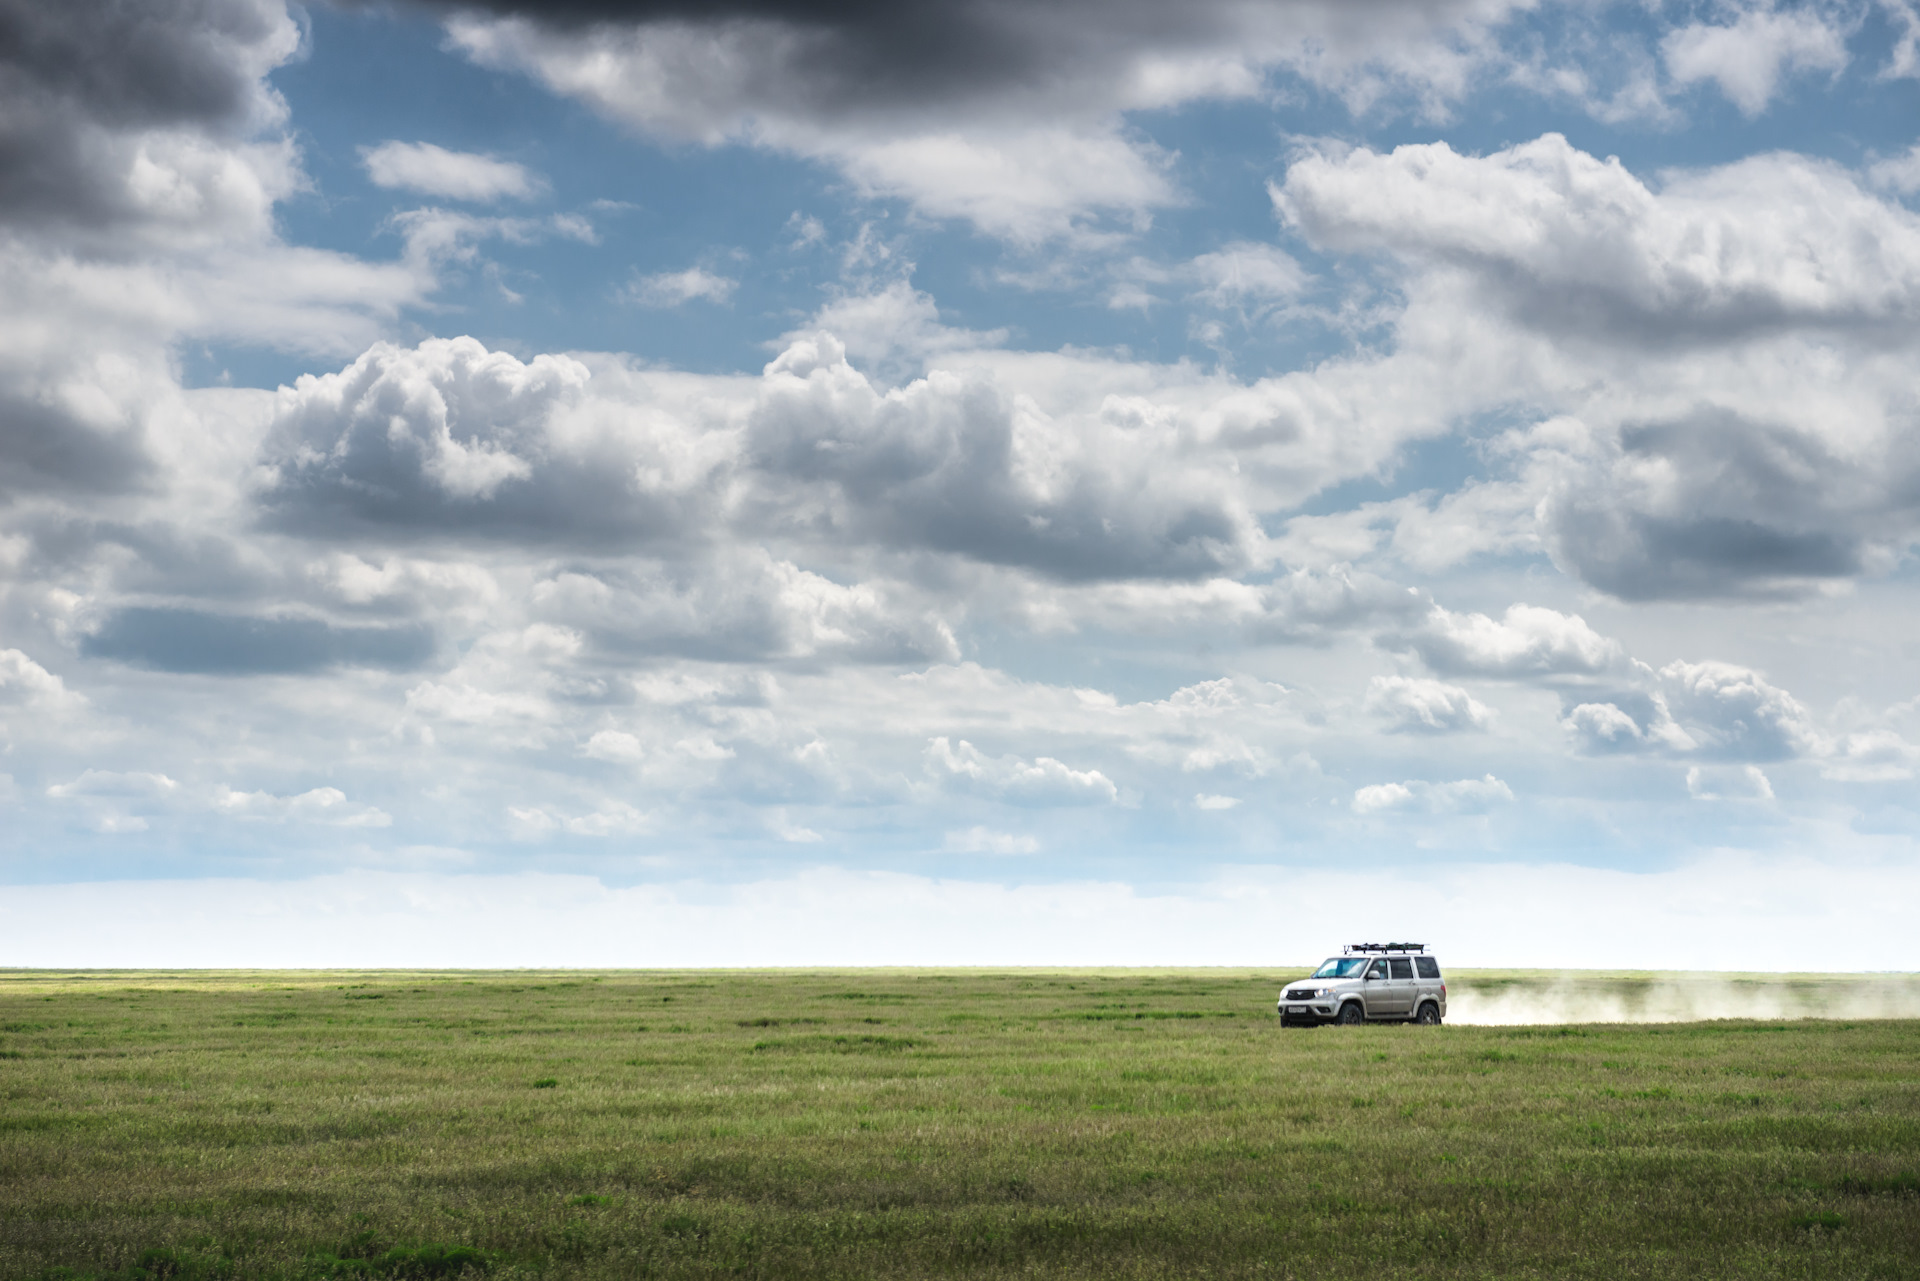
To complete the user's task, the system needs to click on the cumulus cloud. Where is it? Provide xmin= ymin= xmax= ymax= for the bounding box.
xmin=508 ymin=801 xmax=649 ymax=837
xmin=1352 ymin=773 xmax=1512 ymax=814
xmin=794 ymin=282 xmax=1007 ymax=379
xmin=1562 ymin=697 xmax=1690 ymax=754
xmin=361 ymin=140 xmax=544 ymax=202
xmin=744 ymin=333 xmax=1266 ymax=579
xmin=1684 ymin=763 xmax=1774 ymax=801
xmin=1365 ymin=675 xmax=1493 ymax=733
xmin=0 ymin=649 xmax=75 ymax=708
xmin=1554 ymin=658 xmax=1911 ymax=775
xmin=1658 ymin=659 xmax=1823 ymax=761
xmin=46 ymin=769 xmax=179 ymax=801
xmin=260 ymin=337 xmax=608 ymax=531
xmin=927 ymin=736 xmax=1118 ymax=805
xmin=1278 ymin=133 xmax=1920 ymax=347
xmin=1821 ymin=730 xmax=1920 ymax=781
xmin=45 ymin=768 xmax=181 ymax=833
xmin=1661 ymin=4 xmax=1849 ymax=117
xmin=1278 ymin=132 xmax=1920 ymax=600
xmin=1401 ymin=604 xmax=1625 ymax=679
xmin=254 ymin=332 xmax=1273 ymax=581
xmin=215 ymin=785 xmax=391 ymax=827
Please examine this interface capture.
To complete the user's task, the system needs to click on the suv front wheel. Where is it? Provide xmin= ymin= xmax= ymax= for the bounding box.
xmin=1335 ymin=1002 xmax=1365 ymax=1026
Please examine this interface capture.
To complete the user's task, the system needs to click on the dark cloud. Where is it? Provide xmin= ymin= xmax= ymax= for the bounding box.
xmin=81 ymin=607 xmax=434 ymax=674
xmin=0 ymin=0 xmax=296 ymax=230
xmin=1542 ymin=411 xmax=1885 ymax=601
xmin=424 ymin=0 xmax=1524 ymax=143
xmin=0 ymin=393 xmax=153 ymax=498
xmin=418 ymin=0 xmax=1254 ymax=117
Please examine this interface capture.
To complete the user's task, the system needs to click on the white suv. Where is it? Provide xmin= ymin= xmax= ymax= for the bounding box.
xmin=1276 ymin=944 xmax=1446 ymax=1026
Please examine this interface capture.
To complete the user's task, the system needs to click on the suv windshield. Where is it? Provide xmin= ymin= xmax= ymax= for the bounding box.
xmin=1310 ymin=958 xmax=1369 ymax=979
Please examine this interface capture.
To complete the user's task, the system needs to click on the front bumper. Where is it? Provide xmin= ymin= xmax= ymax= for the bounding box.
xmin=1276 ymin=998 xmax=1338 ymax=1025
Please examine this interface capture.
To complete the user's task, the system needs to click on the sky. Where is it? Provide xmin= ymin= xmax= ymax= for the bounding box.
xmin=4 ymin=0 xmax=1920 ymax=969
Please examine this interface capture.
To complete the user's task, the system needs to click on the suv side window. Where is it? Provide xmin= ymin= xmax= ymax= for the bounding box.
xmin=1388 ymin=958 xmax=1413 ymax=980
xmin=1367 ymin=960 xmax=1389 ymax=979
xmin=1415 ymin=957 xmax=1440 ymax=979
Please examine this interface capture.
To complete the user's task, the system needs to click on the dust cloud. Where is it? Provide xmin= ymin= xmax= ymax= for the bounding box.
xmin=1444 ymin=972 xmax=1920 ymax=1026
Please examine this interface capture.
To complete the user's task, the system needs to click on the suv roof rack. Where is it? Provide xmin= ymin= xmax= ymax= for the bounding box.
xmin=1344 ymin=942 xmax=1425 ymax=954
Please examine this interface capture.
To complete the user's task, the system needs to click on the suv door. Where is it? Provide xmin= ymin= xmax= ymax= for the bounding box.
xmin=1362 ymin=959 xmax=1392 ymax=1015
xmin=1381 ymin=957 xmax=1416 ymax=1016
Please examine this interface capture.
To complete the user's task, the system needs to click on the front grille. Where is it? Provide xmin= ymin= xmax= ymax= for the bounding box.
xmin=1285 ymin=989 xmax=1316 ymax=1001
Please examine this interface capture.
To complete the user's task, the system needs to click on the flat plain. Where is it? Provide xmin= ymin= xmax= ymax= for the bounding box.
xmin=1 ymin=969 xmax=1916 ymax=1280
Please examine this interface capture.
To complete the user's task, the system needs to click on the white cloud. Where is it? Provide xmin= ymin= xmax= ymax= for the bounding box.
xmin=1404 ymin=605 xmax=1625 ymax=679
xmin=0 ymin=649 xmax=75 ymax=708
xmin=262 ymin=335 xmax=584 ymax=511
xmin=831 ymin=126 xmax=1179 ymax=245
xmin=214 ymin=785 xmax=392 ymax=827
xmin=927 ymin=736 xmax=1118 ymax=805
xmin=389 ymin=208 xmax=596 ymax=269
xmin=47 ymin=770 xmax=179 ymax=801
xmin=1185 ymin=242 xmax=1311 ymax=308
xmin=1659 ymin=659 xmax=1824 ymax=761
xmin=1821 ymin=730 xmax=1920 ymax=781
xmin=583 ymin=730 xmax=646 ymax=764
xmin=1662 ymin=5 xmax=1850 ymax=116
xmin=1885 ymin=0 xmax=1920 ymax=78
xmin=1365 ymin=675 xmax=1493 ymax=733
xmin=1868 ymin=144 xmax=1920 ymax=193
xmin=622 ymin=266 xmax=738 ymax=308
xmin=792 ymin=282 xmax=1007 ymax=380
xmin=1564 ymin=699 xmax=1679 ymax=754
xmin=360 ymin=141 xmax=544 ymax=202
xmin=1193 ymin=793 xmax=1241 ymax=810
xmin=1685 ymin=763 xmax=1775 ymax=801
xmin=1352 ymin=773 xmax=1513 ymax=814
xmin=1278 ymin=133 xmax=1920 ymax=341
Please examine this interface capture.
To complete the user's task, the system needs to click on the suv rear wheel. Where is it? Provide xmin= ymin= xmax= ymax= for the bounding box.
xmin=1335 ymin=1002 xmax=1365 ymax=1026
xmin=1414 ymin=1002 xmax=1441 ymax=1026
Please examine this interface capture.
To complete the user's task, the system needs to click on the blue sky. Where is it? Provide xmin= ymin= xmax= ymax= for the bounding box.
xmin=4 ymin=0 xmax=1920 ymax=967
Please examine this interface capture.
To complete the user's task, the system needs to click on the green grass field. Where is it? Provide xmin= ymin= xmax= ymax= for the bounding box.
xmin=2 ymin=970 xmax=1917 ymax=1280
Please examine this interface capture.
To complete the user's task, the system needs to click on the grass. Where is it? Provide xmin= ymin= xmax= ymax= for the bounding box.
xmin=0 ymin=969 xmax=1917 ymax=1279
